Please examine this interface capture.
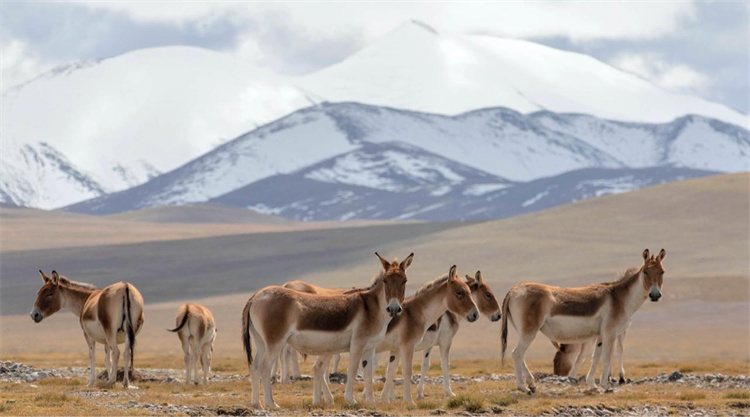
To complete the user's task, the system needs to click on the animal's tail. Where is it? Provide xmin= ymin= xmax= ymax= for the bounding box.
xmin=167 ymin=308 xmax=189 ymax=333
xmin=241 ymin=299 xmax=253 ymax=374
xmin=124 ymin=284 xmax=136 ymax=369
xmin=500 ymin=290 xmax=511 ymax=366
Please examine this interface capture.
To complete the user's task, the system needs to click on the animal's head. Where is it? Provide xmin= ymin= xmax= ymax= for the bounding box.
xmin=641 ymin=249 xmax=666 ymax=302
xmin=30 ymin=270 xmax=63 ymax=323
xmin=552 ymin=343 xmax=578 ymax=376
xmin=375 ymin=252 xmax=412 ymax=317
xmin=465 ymin=271 xmax=501 ymax=322
xmin=445 ymin=266 xmax=479 ymax=322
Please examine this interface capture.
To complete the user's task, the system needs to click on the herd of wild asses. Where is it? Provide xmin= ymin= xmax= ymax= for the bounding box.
xmin=30 ymin=248 xmax=666 ymax=409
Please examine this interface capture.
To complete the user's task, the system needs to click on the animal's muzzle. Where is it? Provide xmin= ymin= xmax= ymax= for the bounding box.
xmin=490 ymin=311 xmax=502 ymax=322
xmin=386 ymin=300 xmax=403 ymax=318
xmin=649 ymin=289 xmax=662 ymax=302
xmin=466 ymin=308 xmax=479 ymax=323
xmin=30 ymin=309 xmax=43 ymax=323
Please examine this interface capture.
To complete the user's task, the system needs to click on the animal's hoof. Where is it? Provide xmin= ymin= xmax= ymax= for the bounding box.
xmin=250 ymin=403 xmax=263 ymax=410
xmin=528 ymin=385 xmax=536 ymax=394
xmin=405 ymin=400 xmax=417 ymax=407
xmin=618 ymin=377 xmax=626 ymax=385
xmin=604 ymin=388 xmax=614 ymax=394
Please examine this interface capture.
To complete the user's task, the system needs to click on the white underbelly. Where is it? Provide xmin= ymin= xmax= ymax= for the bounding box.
xmin=83 ymin=320 xmax=126 ymax=345
xmin=288 ymin=330 xmax=352 ymax=356
xmin=540 ymin=315 xmax=602 ymax=344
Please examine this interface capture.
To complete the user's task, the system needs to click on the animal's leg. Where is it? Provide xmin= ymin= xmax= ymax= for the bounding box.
xmin=599 ymin=334 xmax=616 ymax=391
xmin=191 ymin=338 xmax=201 ymax=384
xmin=569 ymin=342 xmax=590 ymax=379
xmin=511 ymin=332 xmax=537 ymax=394
xmin=312 ymin=355 xmax=327 ymax=405
xmin=280 ymin=345 xmax=291 ymax=384
xmin=179 ymin=335 xmax=191 ymax=384
xmin=331 ymin=353 xmax=340 ymax=375
xmin=380 ymin=351 xmax=399 ymax=403
xmin=250 ymin=337 xmax=266 ymax=408
xmin=585 ymin=338 xmax=603 ymax=389
xmin=401 ymin=345 xmax=417 ymax=406
xmin=86 ymin=336 xmax=97 ymax=388
xmin=344 ymin=343 xmax=366 ymax=405
xmin=108 ymin=342 xmax=120 ymax=388
xmin=291 ymin=348 xmax=302 ymax=380
xmin=361 ymin=348 xmax=375 ymax=404
xmin=616 ymin=333 xmax=626 ymax=384
xmin=259 ymin=342 xmax=284 ymax=409
xmin=417 ymin=347 xmax=431 ymax=400
xmin=319 ymin=355 xmax=335 ymax=404
xmin=439 ymin=342 xmax=455 ymax=397
xmin=104 ymin=345 xmax=110 ymax=383
xmin=123 ymin=333 xmax=133 ymax=388
xmin=201 ymin=343 xmax=211 ymax=384
xmin=262 ymin=343 xmax=284 ymax=409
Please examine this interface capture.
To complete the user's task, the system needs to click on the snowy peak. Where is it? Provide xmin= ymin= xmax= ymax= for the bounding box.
xmin=299 ymin=23 xmax=746 ymax=127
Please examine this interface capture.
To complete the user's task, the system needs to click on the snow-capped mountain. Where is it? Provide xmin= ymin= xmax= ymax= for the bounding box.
xmin=298 ymin=21 xmax=747 ymax=128
xmin=1 ymin=46 xmax=318 ymax=200
xmin=65 ymin=102 xmax=748 ymax=216
xmin=0 ymin=138 xmax=105 ymax=209
xmin=210 ymin=167 xmax=715 ymax=221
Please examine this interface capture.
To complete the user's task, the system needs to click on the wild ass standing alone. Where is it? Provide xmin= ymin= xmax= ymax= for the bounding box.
xmin=242 ymin=253 xmax=412 ymax=408
xmin=502 ymin=249 xmax=665 ymax=393
xmin=167 ymin=303 xmax=217 ymax=385
xmin=553 ymin=324 xmax=630 ymax=382
xmin=30 ymin=271 xmax=145 ymax=388
xmin=374 ymin=265 xmax=479 ymax=405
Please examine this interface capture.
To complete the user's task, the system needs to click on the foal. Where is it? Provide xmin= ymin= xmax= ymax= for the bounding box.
xmin=30 ymin=271 xmax=145 ymax=388
xmin=376 ymin=265 xmax=479 ymax=405
xmin=501 ymin=249 xmax=665 ymax=393
xmin=242 ymin=252 xmax=412 ymax=408
xmin=168 ymin=303 xmax=217 ymax=385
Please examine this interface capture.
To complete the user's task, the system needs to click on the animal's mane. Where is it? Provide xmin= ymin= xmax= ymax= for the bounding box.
xmin=59 ymin=277 xmax=98 ymax=291
xmin=343 ymin=270 xmax=385 ymax=294
xmin=597 ymin=266 xmax=642 ymax=288
xmin=415 ymin=273 xmax=449 ymax=295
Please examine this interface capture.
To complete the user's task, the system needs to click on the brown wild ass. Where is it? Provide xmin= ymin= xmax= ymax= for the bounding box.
xmin=501 ymin=249 xmax=665 ymax=393
xmin=412 ymin=271 xmax=501 ymax=399
xmin=242 ymin=252 xmax=412 ymax=408
xmin=30 ymin=271 xmax=145 ymax=388
xmin=276 ymin=280 xmax=354 ymax=383
xmin=167 ymin=303 xmax=217 ymax=385
xmin=374 ymin=265 xmax=479 ymax=405
xmin=553 ymin=324 xmax=630 ymax=383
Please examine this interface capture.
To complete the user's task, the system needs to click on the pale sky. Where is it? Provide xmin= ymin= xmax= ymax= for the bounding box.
xmin=2 ymin=1 xmax=747 ymax=112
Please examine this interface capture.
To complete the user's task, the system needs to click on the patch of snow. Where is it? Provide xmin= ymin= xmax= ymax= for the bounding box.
xmin=522 ymin=190 xmax=550 ymax=207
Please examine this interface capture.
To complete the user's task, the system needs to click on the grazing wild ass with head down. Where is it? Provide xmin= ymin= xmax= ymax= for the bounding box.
xmin=242 ymin=252 xmax=413 ymax=408
xmin=502 ymin=249 xmax=665 ymax=393
xmin=373 ymin=265 xmax=479 ymax=405
xmin=553 ymin=323 xmax=630 ymax=382
xmin=168 ymin=303 xmax=217 ymax=385
xmin=30 ymin=271 xmax=144 ymax=388
xmin=412 ymin=271 xmax=501 ymax=399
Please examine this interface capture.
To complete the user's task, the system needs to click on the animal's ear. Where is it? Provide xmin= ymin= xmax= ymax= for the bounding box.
xmin=39 ymin=270 xmax=49 ymax=283
xmin=657 ymin=248 xmax=666 ymax=261
xmin=475 ymin=270 xmax=483 ymax=284
xmin=464 ymin=274 xmax=475 ymax=282
xmin=642 ymin=249 xmax=650 ymax=262
xmin=449 ymin=265 xmax=457 ymax=280
xmin=375 ymin=252 xmax=391 ymax=270
xmin=50 ymin=270 xmax=60 ymax=286
xmin=399 ymin=253 xmax=414 ymax=271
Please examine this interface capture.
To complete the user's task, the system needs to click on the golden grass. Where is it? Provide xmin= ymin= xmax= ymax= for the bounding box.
xmin=0 ymin=358 xmax=748 ymax=416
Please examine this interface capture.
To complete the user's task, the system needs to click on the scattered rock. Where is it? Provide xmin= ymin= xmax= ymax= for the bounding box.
xmin=668 ymin=371 xmax=683 ymax=382
xmin=430 ymin=410 xmax=447 ymax=415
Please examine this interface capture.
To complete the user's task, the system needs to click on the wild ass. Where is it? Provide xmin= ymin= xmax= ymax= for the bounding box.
xmin=501 ymin=249 xmax=665 ymax=393
xmin=375 ymin=265 xmax=479 ymax=405
xmin=274 ymin=280 xmax=349 ymax=383
xmin=413 ymin=271 xmax=502 ymax=399
xmin=30 ymin=271 xmax=145 ymax=388
xmin=242 ymin=252 xmax=412 ymax=408
xmin=553 ymin=324 xmax=630 ymax=382
xmin=167 ymin=303 xmax=217 ymax=385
